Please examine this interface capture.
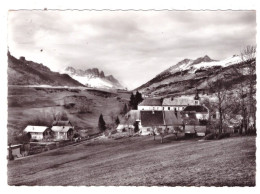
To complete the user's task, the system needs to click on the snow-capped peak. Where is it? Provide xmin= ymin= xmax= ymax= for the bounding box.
xmin=62 ymin=67 xmax=124 ymax=89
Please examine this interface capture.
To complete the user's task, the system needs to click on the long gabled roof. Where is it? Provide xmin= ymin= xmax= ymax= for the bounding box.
xmin=52 ymin=120 xmax=72 ymax=126
xmin=138 ymin=98 xmax=162 ymax=106
xmin=24 ymin=126 xmax=49 ymax=133
xmin=164 ymin=111 xmax=183 ymax=126
xmin=140 ymin=111 xmax=164 ymax=127
xmin=183 ymin=105 xmax=208 ymax=113
xmin=51 ymin=126 xmax=73 ymax=133
xmin=162 ymin=97 xmax=194 ymax=106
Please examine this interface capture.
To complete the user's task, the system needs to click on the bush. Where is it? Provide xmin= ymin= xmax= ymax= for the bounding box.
xmin=64 ymin=103 xmax=75 ymax=109
xmin=217 ymin=133 xmax=230 ymax=140
xmin=203 ymin=133 xmax=215 ymax=140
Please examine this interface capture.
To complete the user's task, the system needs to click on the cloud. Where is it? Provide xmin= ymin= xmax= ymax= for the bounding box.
xmin=8 ymin=11 xmax=256 ymax=89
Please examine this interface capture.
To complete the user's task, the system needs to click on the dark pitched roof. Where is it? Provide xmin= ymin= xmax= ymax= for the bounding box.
xmin=140 ymin=111 xmax=164 ymax=127
xmin=183 ymin=105 xmax=208 ymax=113
xmin=52 ymin=120 xmax=72 ymax=126
xmin=164 ymin=111 xmax=183 ymax=126
xmin=139 ymin=98 xmax=162 ymax=106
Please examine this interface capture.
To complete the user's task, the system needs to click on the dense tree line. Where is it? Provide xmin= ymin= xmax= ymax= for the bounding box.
xmin=129 ymin=91 xmax=143 ymax=110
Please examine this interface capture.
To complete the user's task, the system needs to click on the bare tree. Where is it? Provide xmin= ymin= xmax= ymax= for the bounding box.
xmin=109 ymin=111 xmax=117 ymax=130
xmin=241 ymin=45 xmax=256 ymax=132
xmin=224 ymin=45 xmax=256 ymax=134
xmin=207 ymin=74 xmax=229 ymax=134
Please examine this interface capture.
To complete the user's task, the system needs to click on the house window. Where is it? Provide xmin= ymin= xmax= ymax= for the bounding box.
xmin=147 ymin=128 xmax=150 ymax=132
xmin=168 ymin=107 xmax=170 ymax=110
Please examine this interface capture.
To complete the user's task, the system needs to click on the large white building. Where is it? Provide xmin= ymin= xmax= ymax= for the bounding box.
xmin=138 ymin=92 xmax=201 ymax=111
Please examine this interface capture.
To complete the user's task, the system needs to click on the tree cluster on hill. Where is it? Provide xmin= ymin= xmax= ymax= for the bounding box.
xmin=205 ymin=45 xmax=256 ymax=135
xmin=129 ymin=91 xmax=143 ymax=110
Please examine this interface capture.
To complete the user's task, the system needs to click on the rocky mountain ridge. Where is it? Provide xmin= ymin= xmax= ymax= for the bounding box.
xmin=63 ymin=66 xmax=124 ymax=89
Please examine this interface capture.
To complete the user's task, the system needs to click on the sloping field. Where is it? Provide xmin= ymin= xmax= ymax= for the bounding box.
xmin=8 ymin=136 xmax=255 ymax=186
xmin=8 ymin=86 xmax=130 ymax=144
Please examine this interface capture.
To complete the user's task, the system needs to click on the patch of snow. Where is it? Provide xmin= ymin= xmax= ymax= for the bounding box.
xmin=70 ymin=75 xmax=113 ymax=88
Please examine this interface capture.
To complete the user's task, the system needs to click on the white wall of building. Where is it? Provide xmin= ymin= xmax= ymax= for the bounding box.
xmin=31 ymin=132 xmax=43 ymax=140
xmin=138 ymin=106 xmax=163 ymax=111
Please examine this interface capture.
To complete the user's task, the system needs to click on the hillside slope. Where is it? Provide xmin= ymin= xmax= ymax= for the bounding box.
xmin=135 ymin=55 xmax=254 ymax=97
xmin=8 ymin=53 xmax=84 ymax=87
xmin=8 ymin=136 xmax=256 ymax=186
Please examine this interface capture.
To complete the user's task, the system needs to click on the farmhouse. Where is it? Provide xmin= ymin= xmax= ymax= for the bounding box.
xmin=182 ymin=105 xmax=209 ymax=120
xmin=23 ymin=125 xmax=52 ymax=140
xmin=138 ymin=91 xmax=202 ymax=111
xmin=139 ymin=110 xmax=183 ymax=135
xmin=52 ymin=120 xmax=74 ymax=140
xmin=137 ymin=98 xmax=163 ymax=111
xmin=133 ymin=92 xmax=210 ymax=136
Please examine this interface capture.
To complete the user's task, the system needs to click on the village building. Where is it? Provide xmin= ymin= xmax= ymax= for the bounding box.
xmin=52 ymin=120 xmax=74 ymax=140
xmin=137 ymin=98 xmax=163 ymax=111
xmin=138 ymin=91 xmax=202 ymax=111
xmin=23 ymin=125 xmax=52 ymax=140
xmin=51 ymin=126 xmax=74 ymax=140
xmin=139 ymin=110 xmax=183 ymax=135
xmin=8 ymin=144 xmax=22 ymax=159
xmin=116 ymin=124 xmax=134 ymax=133
xmin=134 ymin=92 xmax=210 ymax=136
xmin=7 ymin=143 xmax=30 ymax=160
xmin=182 ymin=105 xmax=209 ymax=120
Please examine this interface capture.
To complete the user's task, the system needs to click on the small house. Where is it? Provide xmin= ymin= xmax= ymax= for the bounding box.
xmin=182 ymin=105 xmax=209 ymax=136
xmin=182 ymin=105 xmax=209 ymax=120
xmin=8 ymin=144 xmax=22 ymax=159
xmin=51 ymin=126 xmax=74 ymax=140
xmin=23 ymin=125 xmax=52 ymax=140
xmin=116 ymin=124 xmax=134 ymax=133
xmin=52 ymin=120 xmax=74 ymax=140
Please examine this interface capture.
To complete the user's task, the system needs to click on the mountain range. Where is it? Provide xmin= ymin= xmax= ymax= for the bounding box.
xmin=63 ymin=66 xmax=124 ymax=89
xmin=135 ymin=54 xmax=249 ymax=97
xmin=8 ymin=51 xmax=252 ymax=95
xmin=7 ymin=52 xmax=124 ymax=89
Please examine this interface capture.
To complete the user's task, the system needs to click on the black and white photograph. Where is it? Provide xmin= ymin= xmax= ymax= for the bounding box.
xmin=3 ymin=1 xmax=258 ymax=189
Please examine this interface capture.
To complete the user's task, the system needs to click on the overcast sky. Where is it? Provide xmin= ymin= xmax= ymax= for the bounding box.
xmin=8 ymin=11 xmax=256 ymax=89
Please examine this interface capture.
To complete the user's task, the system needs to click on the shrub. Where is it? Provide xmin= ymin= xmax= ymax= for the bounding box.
xmin=203 ymin=133 xmax=215 ymax=140
xmin=217 ymin=133 xmax=230 ymax=140
xmin=64 ymin=103 xmax=75 ymax=109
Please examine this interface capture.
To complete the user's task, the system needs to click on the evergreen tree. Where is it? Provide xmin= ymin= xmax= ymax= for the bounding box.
xmin=129 ymin=93 xmax=136 ymax=110
xmin=135 ymin=91 xmax=143 ymax=106
xmin=98 ymin=114 xmax=106 ymax=132
xmin=115 ymin=116 xmax=120 ymax=125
